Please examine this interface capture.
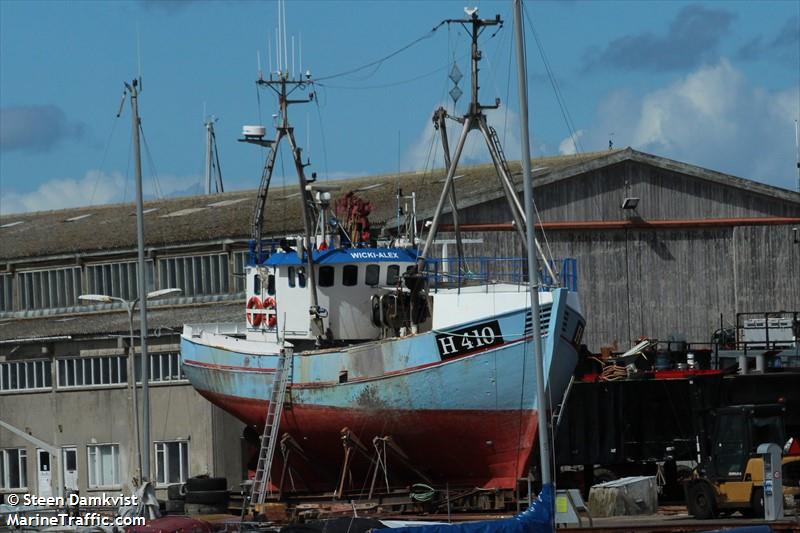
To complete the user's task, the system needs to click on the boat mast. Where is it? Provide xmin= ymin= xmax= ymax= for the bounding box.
xmin=124 ymin=77 xmax=151 ymax=482
xmin=244 ymin=72 xmax=324 ymax=341
xmin=416 ymin=9 xmax=558 ymax=284
xmin=513 ymin=0 xmax=553 ymax=490
xmin=204 ymin=116 xmax=224 ymax=194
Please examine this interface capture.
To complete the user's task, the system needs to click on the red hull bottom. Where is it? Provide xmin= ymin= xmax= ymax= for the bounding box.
xmin=201 ymin=389 xmax=537 ymax=491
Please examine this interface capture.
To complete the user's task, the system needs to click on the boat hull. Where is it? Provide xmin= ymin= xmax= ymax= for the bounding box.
xmin=181 ymin=288 xmax=584 ymax=491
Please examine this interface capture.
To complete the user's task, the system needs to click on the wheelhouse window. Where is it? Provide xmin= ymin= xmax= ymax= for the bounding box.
xmin=365 ymin=264 xmax=380 ymax=286
xmin=386 ymin=265 xmax=400 ymax=285
xmin=155 ymin=441 xmax=189 ymax=485
xmin=297 ymin=268 xmax=307 ymax=288
xmin=87 ymin=444 xmax=119 ymax=488
xmin=0 ymin=448 xmax=27 ymax=489
xmin=319 ymin=266 xmax=334 ymax=287
xmin=253 ymin=274 xmax=261 ymax=295
xmin=288 ymin=267 xmax=296 ymax=288
xmin=267 ymin=274 xmax=275 ymax=295
xmin=342 ymin=265 xmax=358 ymax=287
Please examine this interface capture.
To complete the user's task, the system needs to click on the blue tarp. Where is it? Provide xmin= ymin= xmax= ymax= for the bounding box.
xmin=389 ymin=485 xmax=553 ymax=533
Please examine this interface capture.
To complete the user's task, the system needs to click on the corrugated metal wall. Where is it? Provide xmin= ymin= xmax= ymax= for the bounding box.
xmin=436 ymin=161 xmax=800 ymax=350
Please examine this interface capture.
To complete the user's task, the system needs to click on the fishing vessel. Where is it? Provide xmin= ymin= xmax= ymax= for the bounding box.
xmin=180 ymin=8 xmax=585 ymax=496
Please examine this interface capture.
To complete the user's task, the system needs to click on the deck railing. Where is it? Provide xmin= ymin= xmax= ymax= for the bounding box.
xmin=424 ymin=257 xmax=578 ymax=292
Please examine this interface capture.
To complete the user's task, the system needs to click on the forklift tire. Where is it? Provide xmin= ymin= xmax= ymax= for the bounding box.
xmin=750 ymin=487 xmax=764 ymax=518
xmin=687 ymin=481 xmax=717 ymax=519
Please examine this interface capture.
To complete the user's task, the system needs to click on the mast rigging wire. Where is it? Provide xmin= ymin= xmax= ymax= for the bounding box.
xmin=89 ymin=114 xmax=121 ymax=206
xmin=314 ymin=21 xmax=447 ymax=82
xmin=523 ymin=3 xmax=583 ymax=155
xmin=139 ymin=123 xmax=164 ymax=199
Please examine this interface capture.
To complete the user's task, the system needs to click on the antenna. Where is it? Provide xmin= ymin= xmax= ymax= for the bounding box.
xmin=292 ymin=35 xmax=295 ymax=79
xmin=257 ymin=51 xmax=263 ymax=80
xmin=268 ymin=37 xmax=273 ymax=78
xmin=282 ymin=0 xmax=288 ymax=76
xmin=299 ymin=32 xmax=303 ymax=79
xmin=275 ymin=29 xmax=281 ymax=74
xmin=136 ymin=22 xmax=143 ymax=90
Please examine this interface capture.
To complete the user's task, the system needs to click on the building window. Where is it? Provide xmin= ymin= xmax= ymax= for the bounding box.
xmin=57 ymin=356 xmax=126 ymax=389
xmin=19 ymin=267 xmax=82 ymax=310
xmin=134 ymin=353 xmax=185 ymax=383
xmin=0 ymin=448 xmax=27 ymax=489
xmin=0 ymin=274 xmax=12 ymax=312
xmin=158 ymin=254 xmax=229 ymax=298
xmin=365 ymin=265 xmax=380 ymax=287
xmin=318 ymin=266 xmax=334 ymax=287
xmin=87 ymin=444 xmax=120 ymax=488
xmin=233 ymin=251 xmax=248 ymax=293
xmin=386 ymin=265 xmax=400 ymax=285
xmin=0 ymin=360 xmax=52 ymax=392
xmin=155 ymin=441 xmax=189 ymax=485
xmin=342 ymin=265 xmax=358 ymax=287
xmin=86 ymin=261 xmax=154 ymax=302
xmin=288 ymin=267 xmax=296 ymax=288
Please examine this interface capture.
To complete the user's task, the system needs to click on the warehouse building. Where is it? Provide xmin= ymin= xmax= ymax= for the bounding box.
xmin=1 ymin=147 xmax=798 ymax=498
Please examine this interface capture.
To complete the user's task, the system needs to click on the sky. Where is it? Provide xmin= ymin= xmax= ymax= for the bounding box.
xmin=1 ymin=0 xmax=798 ymax=215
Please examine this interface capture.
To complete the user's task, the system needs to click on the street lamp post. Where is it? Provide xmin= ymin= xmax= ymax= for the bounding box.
xmin=79 ymin=288 xmax=181 ymax=485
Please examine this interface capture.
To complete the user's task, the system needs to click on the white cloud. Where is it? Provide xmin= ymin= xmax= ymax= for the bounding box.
xmin=565 ymin=59 xmax=800 ymax=189
xmin=0 ymin=170 xmax=203 ymax=215
xmin=403 ymin=103 xmax=523 ymax=172
xmin=558 ymin=130 xmax=584 ymax=155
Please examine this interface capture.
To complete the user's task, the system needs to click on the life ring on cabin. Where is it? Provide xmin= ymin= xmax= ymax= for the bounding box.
xmin=246 ymin=296 xmax=263 ymax=327
xmin=263 ymin=296 xmax=278 ymax=328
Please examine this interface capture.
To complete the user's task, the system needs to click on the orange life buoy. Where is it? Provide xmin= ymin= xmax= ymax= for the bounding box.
xmin=246 ymin=296 xmax=263 ymax=327
xmin=263 ymin=297 xmax=278 ymax=328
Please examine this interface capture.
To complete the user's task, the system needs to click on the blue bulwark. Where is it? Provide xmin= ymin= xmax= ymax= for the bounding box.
xmin=266 ymin=247 xmax=418 ymax=266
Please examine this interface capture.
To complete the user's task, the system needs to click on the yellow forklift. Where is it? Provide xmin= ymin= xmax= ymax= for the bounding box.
xmin=685 ymin=404 xmax=800 ymax=518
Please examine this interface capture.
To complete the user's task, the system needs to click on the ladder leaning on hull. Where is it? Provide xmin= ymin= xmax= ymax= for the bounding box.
xmin=250 ymin=348 xmax=293 ymax=505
